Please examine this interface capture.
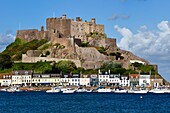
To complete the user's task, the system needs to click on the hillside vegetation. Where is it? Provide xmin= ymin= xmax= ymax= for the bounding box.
xmin=1 ymin=38 xmax=47 ymax=61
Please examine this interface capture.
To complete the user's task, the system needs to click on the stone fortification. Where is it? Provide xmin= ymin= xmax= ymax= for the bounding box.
xmin=76 ymin=47 xmax=115 ymax=69
xmin=16 ymin=14 xmax=151 ymax=70
xmin=16 ymin=15 xmax=104 ymax=42
xmin=22 ymin=54 xmax=81 ymax=67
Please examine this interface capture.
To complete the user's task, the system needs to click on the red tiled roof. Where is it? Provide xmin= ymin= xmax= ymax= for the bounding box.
xmin=129 ymin=74 xmax=139 ymax=78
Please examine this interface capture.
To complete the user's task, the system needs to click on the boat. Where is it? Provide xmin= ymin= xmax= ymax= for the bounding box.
xmin=46 ymin=87 xmax=61 ymax=93
xmin=128 ymin=90 xmax=148 ymax=94
xmin=96 ymin=86 xmax=112 ymax=93
xmin=62 ymin=88 xmax=75 ymax=93
xmin=149 ymin=88 xmax=170 ymax=93
xmin=128 ymin=88 xmax=148 ymax=94
xmin=76 ymin=87 xmax=87 ymax=93
xmin=86 ymin=89 xmax=92 ymax=92
xmin=114 ymin=88 xmax=127 ymax=93
xmin=6 ymin=87 xmax=21 ymax=93
xmin=0 ymin=88 xmax=7 ymax=92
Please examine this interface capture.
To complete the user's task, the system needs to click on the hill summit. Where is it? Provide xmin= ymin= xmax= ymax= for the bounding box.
xmin=15 ymin=14 xmax=151 ymax=70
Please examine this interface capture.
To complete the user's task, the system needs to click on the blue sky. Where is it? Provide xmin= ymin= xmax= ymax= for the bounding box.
xmin=0 ymin=0 xmax=170 ymax=81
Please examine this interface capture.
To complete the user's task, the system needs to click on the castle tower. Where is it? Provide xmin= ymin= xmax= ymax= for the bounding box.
xmin=62 ymin=14 xmax=66 ymax=19
xmin=91 ymin=18 xmax=96 ymax=24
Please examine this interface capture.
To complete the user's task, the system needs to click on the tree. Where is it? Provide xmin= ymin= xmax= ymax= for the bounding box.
xmin=55 ymin=60 xmax=77 ymax=73
xmin=0 ymin=54 xmax=13 ymax=70
xmin=101 ymin=61 xmax=121 ymax=71
xmin=34 ymin=62 xmax=52 ymax=73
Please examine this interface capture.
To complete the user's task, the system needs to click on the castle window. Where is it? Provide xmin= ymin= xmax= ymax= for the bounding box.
xmin=54 ymin=29 xmax=56 ymax=33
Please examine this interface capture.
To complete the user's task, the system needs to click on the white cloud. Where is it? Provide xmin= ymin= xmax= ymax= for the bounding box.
xmin=0 ymin=33 xmax=15 ymax=52
xmin=108 ymin=14 xmax=130 ymax=21
xmin=115 ymin=21 xmax=170 ymax=81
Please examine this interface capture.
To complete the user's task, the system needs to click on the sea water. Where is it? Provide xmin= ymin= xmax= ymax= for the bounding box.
xmin=0 ymin=92 xmax=170 ymax=113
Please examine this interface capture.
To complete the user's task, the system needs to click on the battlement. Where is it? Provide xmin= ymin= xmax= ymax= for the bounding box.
xmin=17 ymin=15 xmax=105 ymax=42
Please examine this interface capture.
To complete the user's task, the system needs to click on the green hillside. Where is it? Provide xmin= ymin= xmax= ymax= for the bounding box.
xmin=2 ymin=38 xmax=47 ymax=61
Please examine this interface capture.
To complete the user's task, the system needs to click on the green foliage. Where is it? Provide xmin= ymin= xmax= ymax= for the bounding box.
xmin=85 ymin=32 xmax=107 ymax=38
xmin=2 ymin=38 xmax=48 ymax=61
xmin=97 ymin=46 xmax=107 ymax=55
xmin=131 ymin=62 xmax=156 ymax=74
xmin=40 ymin=44 xmax=50 ymax=50
xmin=34 ymin=62 xmax=52 ymax=73
xmin=12 ymin=62 xmax=52 ymax=74
xmin=82 ymin=69 xmax=98 ymax=74
xmin=55 ymin=60 xmax=77 ymax=74
xmin=109 ymin=52 xmax=124 ymax=60
xmin=132 ymin=62 xmax=143 ymax=67
xmin=45 ymin=51 xmax=50 ymax=56
xmin=81 ymin=42 xmax=89 ymax=47
xmin=0 ymin=54 xmax=13 ymax=70
xmin=0 ymin=68 xmax=13 ymax=73
xmin=101 ymin=61 xmax=121 ymax=71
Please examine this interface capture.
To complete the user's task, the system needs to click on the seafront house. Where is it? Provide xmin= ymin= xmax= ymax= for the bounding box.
xmin=80 ymin=74 xmax=90 ymax=86
xmin=139 ymin=74 xmax=151 ymax=87
xmin=150 ymin=75 xmax=163 ymax=88
xmin=109 ymin=74 xmax=121 ymax=86
xmin=12 ymin=70 xmax=33 ymax=86
xmin=70 ymin=74 xmax=80 ymax=86
xmin=0 ymin=74 xmax=12 ymax=86
xmin=98 ymin=71 xmax=110 ymax=86
xmin=90 ymin=74 xmax=99 ymax=86
xmin=129 ymin=74 xmax=139 ymax=87
xmin=60 ymin=74 xmax=71 ymax=86
xmin=120 ymin=75 xmax=129 ymax=87
xmin=32 ymin=74 xmax=60 ymax=86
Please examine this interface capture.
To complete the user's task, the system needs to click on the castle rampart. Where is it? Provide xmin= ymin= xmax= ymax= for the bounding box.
xmin=16 ymin=15 xmax=105 ymax=42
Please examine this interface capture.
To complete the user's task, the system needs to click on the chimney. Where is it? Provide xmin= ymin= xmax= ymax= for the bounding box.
xmin=41 ymin=26 xmax=44 ymax=31
xmin=62 ymin=14 xmax=66 ymax=19
xmin=76 ymin=17 xmax=81 ymax=21
xmin=91 ymin=18 xmax=96 ymax=23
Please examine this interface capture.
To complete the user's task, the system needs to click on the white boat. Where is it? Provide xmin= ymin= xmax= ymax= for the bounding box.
xmin=86 ymin=89 xmax=92 ymax=92
xmin=62 ymin=88 xmax=75 ymax=93
xmin=46 ymin=87 xmax=61 ymax=93
xmin=96 ymin=86 xmax=112 ymax=93
xmin=7 ymin=87 xmax=21 ymax=93
xmin=60 ymin=88 xmax=68 ymax=92
xmin=76 ymin=88 xmax=87 ymax=93
xmin=149 ymin=88 xmax=170 ymax=93
xmin=114 ymin=88 xmax=127 ymax=93
xmin=128 ymin=89 xmax=148 ymax=94
xmin=1 ymin=88 xmax=7 ymax=92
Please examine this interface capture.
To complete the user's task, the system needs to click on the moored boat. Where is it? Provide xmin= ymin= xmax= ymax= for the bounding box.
xmin=46 ymin=87 xmax=61 ymax=93
xmin=96 ymin=86 xmax=112 ymax=93
xmin=62 ymin=88 xmax=75 ymax=93
xmin=114 ymin=88 xmax=127 ymax=93
xmin=76 ymin=87 xmax=87 ymax=93
xmin=149 ymin=88 xmax=170 ymax=93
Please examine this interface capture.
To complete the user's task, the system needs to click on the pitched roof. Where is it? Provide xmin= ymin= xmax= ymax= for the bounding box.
xmin=129 ymin=74 xmax=139 ymax=78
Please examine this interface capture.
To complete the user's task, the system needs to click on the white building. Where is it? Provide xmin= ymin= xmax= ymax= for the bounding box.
xmin=12 ymin=70 xmax=33 ymax=86
xmin=120 ymin=76 xmax=129 ymax=87
xmin=0 ymin=74 xmax=12 ymax=86
xmin=70 ymin=74 xmax=80 ymax=86
xmin=109 ymin=74 xmax=121 ymax=86
xmin=98 ymin=71 xmax=110 ymax=86
xmin=60 ymin=74 xmax=71 ymax=86
xmin=32 ymin=74 xmax=60 ymax=86
xmin=130 ymin=60 xmax=145 ymax=65
xmin=139 ymin=74 xmax=150 ymax=87
xmin=80 ymin=75 xmax=90 ymax=86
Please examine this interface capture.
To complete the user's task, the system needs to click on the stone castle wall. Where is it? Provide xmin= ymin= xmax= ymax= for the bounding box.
xmin=22 ymin=54 xmax=81 ymax=67
xmin=76 ymin=47 xmax=115 ymax=69
xmin=17 ymin=29 xmax=39 ymax=41
xmin=16 ymin=15 xmax=105 ymax=42
xmin=46 ymin=16 xmax=71 ymax=38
